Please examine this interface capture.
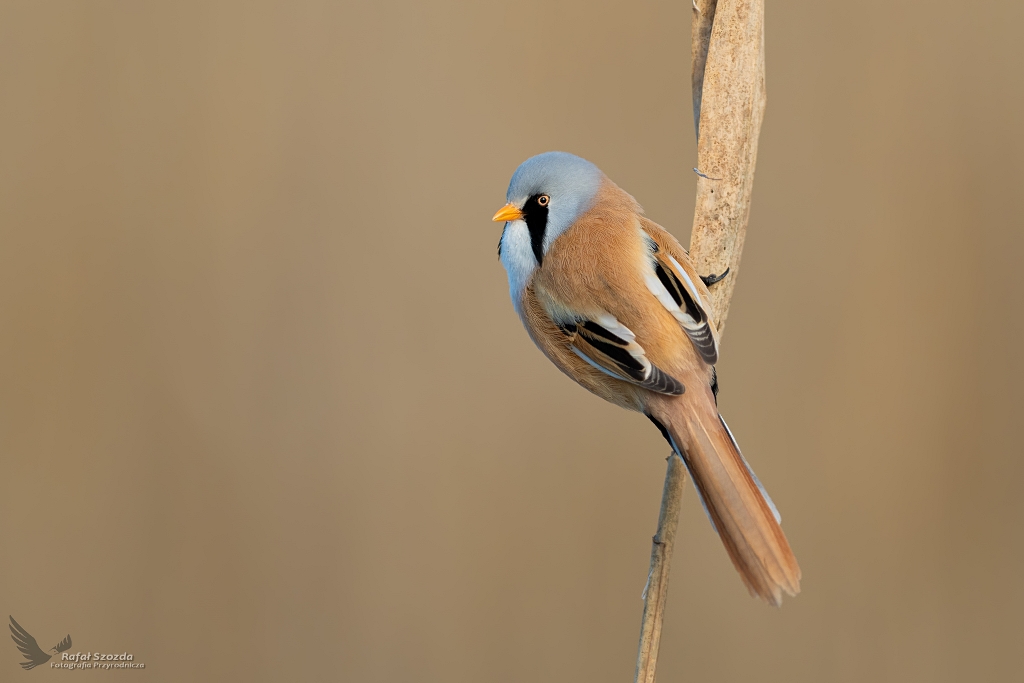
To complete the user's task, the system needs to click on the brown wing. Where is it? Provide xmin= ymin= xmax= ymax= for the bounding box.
xmin=639 ymin=220 xmax=720 ymax=364
xmin=556 ymin=314 xmax=684 ymax=395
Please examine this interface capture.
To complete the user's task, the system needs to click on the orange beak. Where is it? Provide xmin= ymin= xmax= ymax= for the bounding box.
xmin=492 ymin=203 xmax=524 ymax=222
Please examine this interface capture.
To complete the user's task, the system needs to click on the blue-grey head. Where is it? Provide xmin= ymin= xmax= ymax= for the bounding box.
xmin=493 ymin=152 xmax=604 ymax=266
xmin=492 ymin=152 xmax=604 ymax=306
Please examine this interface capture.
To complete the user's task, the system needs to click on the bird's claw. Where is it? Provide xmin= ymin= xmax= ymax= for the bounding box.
xmin=700 ymin=267 xmax=730 ymax=287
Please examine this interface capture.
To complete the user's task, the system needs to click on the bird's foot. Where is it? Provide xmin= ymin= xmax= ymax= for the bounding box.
xmin=700 ymin=267 xmax=730 ymax=287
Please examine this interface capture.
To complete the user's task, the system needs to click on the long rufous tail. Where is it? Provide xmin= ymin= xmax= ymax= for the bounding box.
xmin=649 ymin=399 xmax=801 ymax=606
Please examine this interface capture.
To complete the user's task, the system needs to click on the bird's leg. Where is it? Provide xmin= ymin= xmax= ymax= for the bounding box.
xmin=700 ymin=267 xmax=730 ymax=287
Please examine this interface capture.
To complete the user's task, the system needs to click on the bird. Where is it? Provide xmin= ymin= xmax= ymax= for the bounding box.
xmin=491 ymin=151 xmax=800 ymax=605
xmin=9 ymin=616 xmax=72 ymax=670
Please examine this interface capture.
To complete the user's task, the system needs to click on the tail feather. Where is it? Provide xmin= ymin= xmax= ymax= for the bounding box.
xmin=720 ymin=414 xmax=781 ymax=524
xmin=652 ymin=403 xmax=801 ymax=606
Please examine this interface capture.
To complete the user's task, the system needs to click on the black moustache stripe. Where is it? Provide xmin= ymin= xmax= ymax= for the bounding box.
xmin=523 ymin=194 xmax=549 ymax=266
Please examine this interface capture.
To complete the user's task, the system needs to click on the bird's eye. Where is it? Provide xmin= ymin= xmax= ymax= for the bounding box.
xmin=537 ymin=195 xmax=550 ymax=206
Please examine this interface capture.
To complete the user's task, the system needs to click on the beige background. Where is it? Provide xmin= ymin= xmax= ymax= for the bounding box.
xmin=2 ymin=1 xmax=1022 ymax=681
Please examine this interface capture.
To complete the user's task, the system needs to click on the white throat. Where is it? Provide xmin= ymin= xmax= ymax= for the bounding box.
xmin=498 ymin=219 xmax=536 ymax=314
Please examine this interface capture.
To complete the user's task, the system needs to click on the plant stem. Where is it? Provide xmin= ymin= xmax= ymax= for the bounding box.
xmin=633 ymin=452 xmax=687 ymax=683
xmin=632 ymin=0 xmax=766 ymax=679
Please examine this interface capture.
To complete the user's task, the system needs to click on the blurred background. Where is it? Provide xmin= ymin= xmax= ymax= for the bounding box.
xmin=1 ymin=1 xmax=1022 ymax=681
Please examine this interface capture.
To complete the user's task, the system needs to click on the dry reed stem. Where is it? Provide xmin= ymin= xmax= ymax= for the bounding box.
xmin=633 ymin=0 xmax=766 ymax=680
xmin=633 ymin=452 xmax=687 ymax=683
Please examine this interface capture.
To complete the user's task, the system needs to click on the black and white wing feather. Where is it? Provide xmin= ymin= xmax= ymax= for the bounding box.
xmin=557 ymin=314 xmax=684 ymax=395
xmin=644 ymin=248 xmax=720 ymax=364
